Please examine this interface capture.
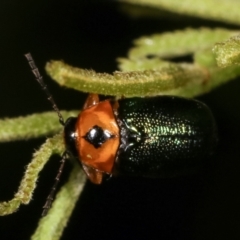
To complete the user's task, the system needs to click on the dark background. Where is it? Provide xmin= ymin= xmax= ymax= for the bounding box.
xmin=0 ymin=1 xmax=240 ymax=239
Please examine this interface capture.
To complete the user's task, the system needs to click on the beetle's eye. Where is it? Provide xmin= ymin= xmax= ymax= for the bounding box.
xmin=84 ymin=125 xmax=113 ymax=148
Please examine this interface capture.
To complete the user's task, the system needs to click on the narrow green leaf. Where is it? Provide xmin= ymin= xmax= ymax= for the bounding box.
xmin=121 ymin=28 xmax=239 ymax=61
xmin=0 ymin=133 xmax=64 ymax=215
xmin=31 ymin=164 xmax=86 ymax=240
xmin=0 ymin=111 xmax=78 ymax=142
xmin=121 ymin=0 xmax=240 ymax=25
xmin=46 ymin=60 xmax=210 ymax=97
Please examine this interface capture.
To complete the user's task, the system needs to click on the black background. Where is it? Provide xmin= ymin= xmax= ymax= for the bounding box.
xmin=0 ymin=1 xmax=240 ymax=239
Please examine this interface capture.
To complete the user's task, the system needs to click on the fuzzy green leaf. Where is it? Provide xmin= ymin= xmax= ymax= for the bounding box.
xmin=31 ymin=164 xmax=86 ymax=240
xmin=121 ymin=0 xmax=240 ymax=25
xmin=0 ymin=133 xmax=64 ymax=215
xmin=0 ymin=111 xmax=78 ymax=142
xmin=46 ymin=60 xmax=209 ymax=97
xmin=120 ymin=28 xmax=239 ymax=61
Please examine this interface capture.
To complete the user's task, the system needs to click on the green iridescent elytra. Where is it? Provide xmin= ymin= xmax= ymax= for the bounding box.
xmin=114 ymin=96 xmax=217 ymax=177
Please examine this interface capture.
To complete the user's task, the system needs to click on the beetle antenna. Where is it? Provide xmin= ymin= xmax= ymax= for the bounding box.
xmin=42 ymin=152 xmax=68 ymax=217
xmin=24 ymin=53 xmax=65 ymax=126
xmin=25 ymin=53 xmax=68 ymax=216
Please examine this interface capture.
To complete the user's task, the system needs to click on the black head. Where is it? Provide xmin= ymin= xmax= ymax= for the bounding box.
xmin=64 ymin=117 xmax=78 ymax=157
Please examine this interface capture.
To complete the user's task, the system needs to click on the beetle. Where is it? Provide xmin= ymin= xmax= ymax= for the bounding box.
xmin=25 ymin=53 xmax=217 ymax=213
xmin=64 ymin=93 xmax=217 ymax=184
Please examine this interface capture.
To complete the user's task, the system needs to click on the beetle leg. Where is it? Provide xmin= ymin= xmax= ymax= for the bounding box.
xmin=82 ymin=163 xmax=104 ymax=184
xmin=83 ymin=93 xmax=100 ymax=109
